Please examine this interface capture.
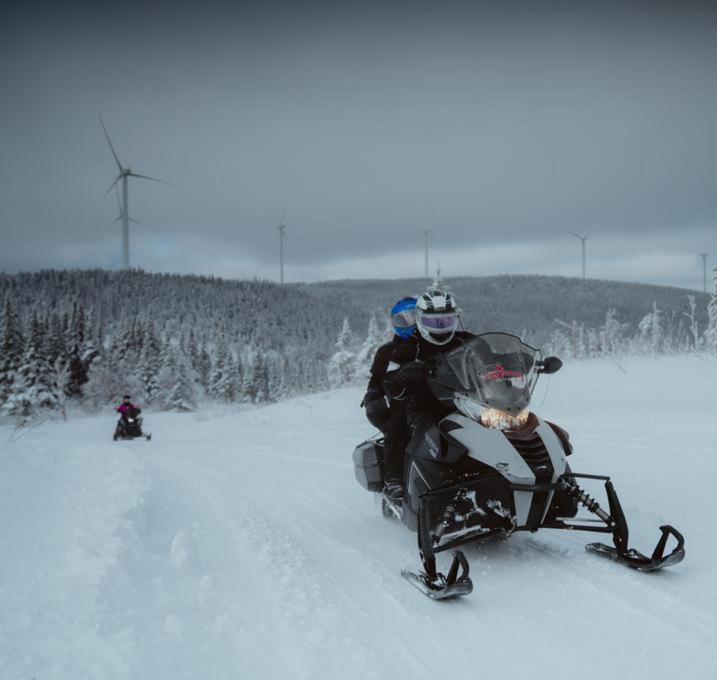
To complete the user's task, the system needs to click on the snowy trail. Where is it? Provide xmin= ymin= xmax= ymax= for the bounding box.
xmin=1 ymin=356 xmax=716 ymax=679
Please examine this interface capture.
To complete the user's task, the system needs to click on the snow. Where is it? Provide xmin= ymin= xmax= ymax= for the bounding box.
xmin=1 ymin=355 xmax=716 ymax=680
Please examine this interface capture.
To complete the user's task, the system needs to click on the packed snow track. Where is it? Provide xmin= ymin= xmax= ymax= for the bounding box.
xmin=1 ymin=355 xmax=716 ymax=679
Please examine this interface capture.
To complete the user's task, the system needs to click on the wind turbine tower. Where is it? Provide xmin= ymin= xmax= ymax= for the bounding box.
xmin=700 ymin=251 xmax=709 ymax=293
xmin=99 ymin=115 xmax=173 ymax=269
xmin=277 ymin=205 xmax=288 ymax=285
xmin=421 ymin=229 xmax=430 ymax=279
xmin=566 ymin=229 xmax=589 ymax=281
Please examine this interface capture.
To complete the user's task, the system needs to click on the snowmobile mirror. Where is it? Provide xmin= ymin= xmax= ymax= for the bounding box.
xmin=539 ymin=356 xmax=562 ymax=374
xmin=400 ymin=361 xmax=430 ymax=381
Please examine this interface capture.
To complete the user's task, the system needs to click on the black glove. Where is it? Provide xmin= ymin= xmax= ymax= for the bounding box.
xmin=360 ymin=388 xmax=383 ymax=408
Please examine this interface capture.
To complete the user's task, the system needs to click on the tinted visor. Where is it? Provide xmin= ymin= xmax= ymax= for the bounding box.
xmin=420 ymin=313 xmax=457 ymax=332
xmin=392 ymin=309 xmax=416 ymax=328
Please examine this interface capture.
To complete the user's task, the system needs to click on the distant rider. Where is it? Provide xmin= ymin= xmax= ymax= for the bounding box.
xmin=361 ymin=297 xmax=418 ymax=498
xmin=116 ymin=395 xmax=141 ymax=420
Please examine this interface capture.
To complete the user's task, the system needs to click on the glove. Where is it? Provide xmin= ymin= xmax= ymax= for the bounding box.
xmin=360 ymin=388 xmax=383 ymax=408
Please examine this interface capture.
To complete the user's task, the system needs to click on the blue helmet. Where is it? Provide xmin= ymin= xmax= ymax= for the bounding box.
xmin=390 ymin=296 xmax=417 ymax=339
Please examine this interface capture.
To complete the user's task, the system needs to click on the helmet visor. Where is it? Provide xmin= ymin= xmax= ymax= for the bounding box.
xmin=419 ymin=312 xmax=457 ymax=332
xmin=392 ymin=309 xmax=416 ymax=328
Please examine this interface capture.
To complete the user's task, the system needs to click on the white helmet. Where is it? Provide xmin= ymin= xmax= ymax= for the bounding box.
xmin=415 ymin=289 xmax=458 ymax=345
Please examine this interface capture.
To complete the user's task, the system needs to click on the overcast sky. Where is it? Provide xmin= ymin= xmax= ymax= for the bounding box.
xmin=1 ymin=0 xmax=716 ymax=289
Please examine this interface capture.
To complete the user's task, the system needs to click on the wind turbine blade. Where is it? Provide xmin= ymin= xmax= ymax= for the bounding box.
xmin=128 ymin=217 xmax=154 ymax=231
xmin=103 ymin=175 xmax=121 ymax=198
xmin=106 ymin=215 xmax=122 ymax=229
xmin=115 ymin=186 xmax=122 ymax=215
xmin=128 ymin=172 xmax=177 ymax=188
xmin=279 ymin=201 xmax=288 ymax=227
xmin=564 ymin=228 xmax=585 ymax=240
xmin=99 ymin=114 xmax=123 ymax=172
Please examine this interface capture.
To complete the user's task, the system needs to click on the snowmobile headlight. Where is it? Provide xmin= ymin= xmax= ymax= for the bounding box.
xmin=479 ymin=406 xmax=529 ymax=431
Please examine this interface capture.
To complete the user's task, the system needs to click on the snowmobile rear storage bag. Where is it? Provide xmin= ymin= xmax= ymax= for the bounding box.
xmin=353 ymin=439 xmax=385 ymax=492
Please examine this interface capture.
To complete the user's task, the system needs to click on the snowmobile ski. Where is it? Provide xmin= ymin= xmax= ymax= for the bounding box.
xmin=402 ymin=551 xmax=473 ymax=600
xmin=585 ymin=525 xmax=685 ymax=572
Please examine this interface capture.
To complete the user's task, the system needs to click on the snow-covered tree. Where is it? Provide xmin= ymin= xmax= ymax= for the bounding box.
xmin=208 ymin=335 xmax=235 ymax=402
xmin=0 ymin=300 xmax=24 ymax=407
xmin=355 ymin=314 xmax=387 ymax=380
xmin=597 ymin=309 xmax=629 ymax=356
xmin=684 ymin=295 xmax=702 ymax=351
xmin=637 ymin=302 xmax=663 ymax=355
xmin=706 ymin=268 xmax=717 ymax=352
xmin=328 ymin=318 xmax=357 ymax=389
xmin=4 ymin=315 xmax=56 ymax=420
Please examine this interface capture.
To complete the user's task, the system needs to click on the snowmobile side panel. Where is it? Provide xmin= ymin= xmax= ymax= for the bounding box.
xmin=534 ymin=417 xmax=568 ymax=523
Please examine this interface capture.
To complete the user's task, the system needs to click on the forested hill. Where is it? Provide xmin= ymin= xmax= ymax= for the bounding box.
xmin=0 ymin=269 xmax=710 ymax=419
xmin=301 ymin=274 xmax=709 ymax=346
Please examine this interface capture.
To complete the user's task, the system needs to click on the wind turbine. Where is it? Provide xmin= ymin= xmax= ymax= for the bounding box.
xmin=277 ymin=204 xmax=288 ymax=285
xmin=421 ymin=229 xmax=430 ymax=279
xmin=698 ymin=250 xmax=709 ymax=294
xmin=99 ymin=114 xmax=173 ymax=269
xmin=565 ymin=229 xmax=590 ymax=280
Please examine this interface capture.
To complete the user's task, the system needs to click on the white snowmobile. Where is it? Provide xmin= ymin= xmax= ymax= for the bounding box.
xmin=353 ymin=332 xmax=685 ymax=600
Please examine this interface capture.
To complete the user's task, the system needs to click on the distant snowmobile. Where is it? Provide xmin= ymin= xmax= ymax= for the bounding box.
xmin=353 ymin=332 xmax=685 ymax=600
xmin=113 ymin=412 xmax=151 ymax=441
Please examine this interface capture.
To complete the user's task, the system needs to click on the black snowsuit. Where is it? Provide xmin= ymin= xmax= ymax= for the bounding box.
xmin=362 ymin=335 xmax=418 ymax=482
xmin=383 ymin=332 xmax=479 ymax=478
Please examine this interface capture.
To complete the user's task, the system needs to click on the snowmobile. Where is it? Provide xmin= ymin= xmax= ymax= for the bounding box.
xmin=353 ymin=332 xmax=685 ymax=600
xmin=113 ymin=412 xmax=151 ymax=441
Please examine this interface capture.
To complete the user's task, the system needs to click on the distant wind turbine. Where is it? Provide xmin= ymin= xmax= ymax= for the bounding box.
xmin=565 ymin=229 xmax=590 ymax=281
xmin=698 ymin=250 xmax=709 ymax=293
xmin=277 ymin=204 xmax=288 ymax=285
xmin=99 ymin=114 xmax=174 ymax=269
xmin=421 ymin=229 xmax=430 ymax=279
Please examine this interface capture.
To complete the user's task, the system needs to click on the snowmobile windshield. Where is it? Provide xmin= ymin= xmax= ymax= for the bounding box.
xmin=434 ymin=333 xmax=542 ymax=415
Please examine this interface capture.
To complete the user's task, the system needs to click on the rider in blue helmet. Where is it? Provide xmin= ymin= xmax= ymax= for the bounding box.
xmin=390 ymin=296 xmax=418 ymax=340
xmin=361 ymin=297 xmax=418 ymax=498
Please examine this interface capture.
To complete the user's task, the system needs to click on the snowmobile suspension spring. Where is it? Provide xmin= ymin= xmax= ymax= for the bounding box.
xmin=561 ymin=479 xmax=611 ymax=523
xmin=432 ymin=489 xmax=467 ymax=543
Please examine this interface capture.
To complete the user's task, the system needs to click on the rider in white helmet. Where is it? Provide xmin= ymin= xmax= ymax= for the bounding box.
xmin=381 ymin=289 xmax=476 ymax=499
xmin=414 ymin=289 xmax=459 ymax=346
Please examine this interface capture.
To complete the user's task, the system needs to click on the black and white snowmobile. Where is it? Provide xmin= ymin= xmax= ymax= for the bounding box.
xmin=353 ymin=332 xmax=685 ymax=600
xmin=113 ymin=413 xmax=151 ymax=441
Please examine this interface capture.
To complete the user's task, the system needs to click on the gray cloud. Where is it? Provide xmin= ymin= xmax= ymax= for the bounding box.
xmin=1 ymin=1 xmax=716 ymax=287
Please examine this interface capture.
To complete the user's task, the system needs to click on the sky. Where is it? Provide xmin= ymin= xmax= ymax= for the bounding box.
xmin=1 ymin=0 xmax=716 ymax=290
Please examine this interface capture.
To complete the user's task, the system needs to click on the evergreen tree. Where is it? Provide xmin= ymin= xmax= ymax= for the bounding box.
xmin=355 ymin=314 xmax=386 ymax=380
xmin=163 ymin=345 xmax=196 ymax=411
xmin=327 ymin=318 xmax=356 ymax=389
xmin=252 ymin=352 xmax=271 ymax=403
xmin=0 ymin=300 xmax=24 ymax=407
xmin=5 ymin=315 xmax=56 ymax=419
xmin=208 ymin=336 xmax=235 ymax=402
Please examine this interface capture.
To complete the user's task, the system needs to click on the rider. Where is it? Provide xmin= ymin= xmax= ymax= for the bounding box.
xmin=382 ymin=289 xmax=477 ymax=498
xmin=116 ymin=395 xmax=141 ymax=420
xmin=361 ymin=297 xmax=418 ymax=498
